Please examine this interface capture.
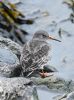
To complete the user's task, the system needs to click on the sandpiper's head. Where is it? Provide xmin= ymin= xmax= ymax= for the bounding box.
xmin=33 ymin=30 xmax=61 ymax=42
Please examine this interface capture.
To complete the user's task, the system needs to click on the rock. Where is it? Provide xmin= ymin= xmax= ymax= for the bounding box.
xmin=0 ymin=77 xmax=35 ymax=100
xmin=53 ymin=93 xmax=67 ymax=100
xmin=43 ymin=65 xmax=57 ymax=72
xmin=67 ymin=92 xmax=74 ymax=100
xmin=53 ymin=92 xmax=74 ymax=100
xmin=0 ymin=48 xmax=19 ymax=65
xmin=31 ymin=73 xmax=74 ymax=93
xmin=0 ymin=36 xmax=22 ymax=77
xmin=0 ymin=36 xmax=22 ymax=58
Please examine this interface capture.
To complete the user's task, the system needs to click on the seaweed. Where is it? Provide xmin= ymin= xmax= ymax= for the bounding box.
xmin=0 ymin=1 xmax=34 ymax=44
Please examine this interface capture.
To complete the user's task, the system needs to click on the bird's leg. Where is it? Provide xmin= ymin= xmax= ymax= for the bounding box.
xmin=26 ymin=70 xmax=34 ymax=77
xmin=39 ymin=72 xmax=49 ymax=78
xmin=30 ymin=66 xmax=49 ymax=78
xmin=26 ymin=67 xmax=38 ymax=77
xmin=39 ymin=68 xmax=46 ymax=78
xmin=39 ymin=68 xmax=49 ymax=78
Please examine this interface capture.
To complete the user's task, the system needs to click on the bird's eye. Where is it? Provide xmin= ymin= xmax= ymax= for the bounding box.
xmin=43 ymin=35 xmax=46 ymax=38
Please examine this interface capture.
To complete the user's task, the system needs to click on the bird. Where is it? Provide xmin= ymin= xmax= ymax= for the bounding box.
xmin=20 ymin=30 xmax=61 ymax=77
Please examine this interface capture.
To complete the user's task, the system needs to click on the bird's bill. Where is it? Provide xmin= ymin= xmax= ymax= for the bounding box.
xmin=48 ymin=36 xmax=61 ymax=42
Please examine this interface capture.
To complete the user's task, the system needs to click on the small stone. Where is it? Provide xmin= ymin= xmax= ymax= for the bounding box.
xmin=67 ymin=92 xmax=74 ymax=100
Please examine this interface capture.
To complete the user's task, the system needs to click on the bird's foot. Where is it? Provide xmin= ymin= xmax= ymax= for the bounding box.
xmin=39 ymin=72 xmax=49 ymax=78
xmin=39 ymin=68 xmax=48 ymax=78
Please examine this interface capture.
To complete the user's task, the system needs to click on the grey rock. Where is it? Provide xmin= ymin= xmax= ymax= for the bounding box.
xmin=0 ymin=36 xmax=22 ymax=58
xmin=0 ymin=48 xmax=19 ymax=65
xmin=43 ymin=65 xmax=57 ymax=72
xmin=0 ymin=37 xmax=22 ymax=77
xmin=0 ymin=77 xmax=34 ymax=100
xmin=67 ymin=92 xmax=74 ymax=100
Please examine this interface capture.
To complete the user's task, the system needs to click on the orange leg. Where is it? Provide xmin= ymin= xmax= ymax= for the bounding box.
xmin=39 ymin=72 xmax=49 ymax=78
xmin=42 ymin=69 xmax=45 ymax=77
xmin=39 ymin=69 xmax=47 ymax=78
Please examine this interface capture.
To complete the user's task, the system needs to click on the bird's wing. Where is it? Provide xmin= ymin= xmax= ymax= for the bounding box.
xmin=20 ymin=42 xmax=35 ymax=72
xmin=20 ymin=42 xmax=31 ymax=63
xmin=29 ymin=40 xmax=51 ymax=67
xmin=33 ymin=43 xmax=50 ymax=66
xmin=20 ymin=40 xmax=50 ymax=72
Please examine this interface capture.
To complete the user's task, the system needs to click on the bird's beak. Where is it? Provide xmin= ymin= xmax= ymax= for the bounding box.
xmin=48 ymin=36 xmax=61 ymax=42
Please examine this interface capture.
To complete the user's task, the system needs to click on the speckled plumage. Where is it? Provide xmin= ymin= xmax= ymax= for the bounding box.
xmin=20 ymin=31 xmax=51 ymax=76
